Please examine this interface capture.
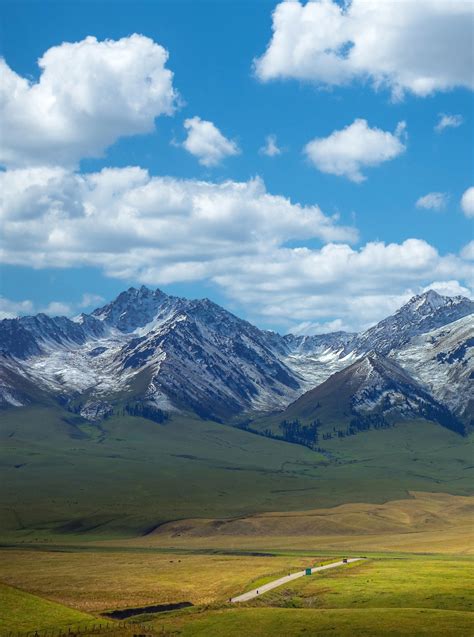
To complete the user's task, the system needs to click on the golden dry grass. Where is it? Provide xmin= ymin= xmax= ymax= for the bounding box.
xmin=0 ymin=550 xmax=321 ymax=613
xmin=100 ymin=491 xmax=474 ymax=554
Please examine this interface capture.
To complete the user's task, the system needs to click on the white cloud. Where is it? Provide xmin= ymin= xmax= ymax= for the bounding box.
xmin=0 ymin=297 xmax=72 ymax=319
xmin=460 ymin=241 xmax=474 ymax=261
xmin=416 ymin=192 xmax=448 ymax=211
xmin=0 ymin=34 xmax=177 ymax=168
xmin=259 ymin=134 xmax=282 ymax=157
xmin=435 ymin=113 xmax=464 ymax=133
xmin=41 ymin=301 xmax=74 ymax=316
xmin=40 ymin=293 xmax=105 ymax=316
xmin=291 ymin=318 xmax=349 ymax=336
xmin=1 ymin=167 xmax=471 ymax=332
xmin=0 ymin=297 xmax=34 ymax=319
xmin=0 ymin=292 xmax=106 ymax=320
xmin=182 ymin=117 xmax=240 ymax=166
xmin=255 ymin=0 xmax=474 ymax=99
xmin=304 ymin=119 xmax=406 ymax=182
xmin=461 ymin=187 xmax=474 ymax=218
xmin=212 ymin=240 xmax=471 ymax=331
xmin=0 ymin=166 xmax=356 ymax=272
xmin=0 ymin=296 xmax=74 ymax=319
xmin=422 ymin=280 xmax=473 ymax=298
xmin=79 ymin=293 xmax=105 ymax=309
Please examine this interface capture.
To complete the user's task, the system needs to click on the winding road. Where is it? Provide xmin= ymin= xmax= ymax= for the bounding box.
xmin=230 ymin=558 xmax=362 ymax=603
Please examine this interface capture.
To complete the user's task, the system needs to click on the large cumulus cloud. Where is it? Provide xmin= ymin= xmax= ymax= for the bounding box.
xmin=255 ymin=0 xmax=474 ymax=99
xmin=0 ymin=34 xmax=177 ymax=168
xmin=1 ymin=166 xmax=471 ymax=331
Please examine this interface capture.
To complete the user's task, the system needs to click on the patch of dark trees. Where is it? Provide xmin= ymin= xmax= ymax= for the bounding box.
xmin=321 ymin=407 xmax=465 ymax=439
xmin=122 ymin=402 xmax=169 ymax=424
xmin=64 ymin=399 xmax=169 ymax=424
xmin=417 ymin=403 xmax=465 ymax=436
xmin=236 ymin=418 xmax=323 ymax=451
xmin=239 ymin=415 xmax=396 ymax=449
xmin=279 ymin=418 xmax=321 ymax=448
xmin=237 ymin=401 xmax=465 ymax=453
xmin=321 ymin=413 xmax=394 ymax=440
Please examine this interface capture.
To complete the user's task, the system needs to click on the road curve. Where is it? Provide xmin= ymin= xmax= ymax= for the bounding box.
xmin=230 ymin=558 xmax=362 ymax=603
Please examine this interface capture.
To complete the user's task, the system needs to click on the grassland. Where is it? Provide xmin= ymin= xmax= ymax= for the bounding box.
xmin=0 ymin=405 xmax=326 ymax=539
xmin=1 ymin=550 xmax=472 ymax=635
xmin=151 ymin=608 xmax=474 ymax=636
xmin=1 ymin=406 xmax=473 ymax=634
xmin=0 ymin=582 xmax=98 ymax=633
xmin=151 ymin=557 xmax=474 ymax=636
xmin=0 ymin=549 xmax=321 ymax=612
xmin=114 ymin=491 xmax=474 ymax=554
xmin=1 ymin=407 xmax=473 ymax=541
xmin=246 ymin=557 xmax=474 ymax=611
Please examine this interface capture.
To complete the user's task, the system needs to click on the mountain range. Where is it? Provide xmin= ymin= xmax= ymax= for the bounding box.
xmin=0 ymin=287 xmax=472 ymax=433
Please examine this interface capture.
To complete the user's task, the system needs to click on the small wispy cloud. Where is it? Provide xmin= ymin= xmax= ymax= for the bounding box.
xmin=416 ymin=192 xmax=448 ymax=211
xmin=0 ymin=293 xmax=105 ymax=319
xmin=422 ymin=280 xmax=473 ymax=299
xmin=259 ymin=134 xmax=282 ymax=157
xmin=0 ymin=297 xmax=34 ymax=320
xmin=435 ymin=113 xmax=464 ymax=133
xmin=79 ymin=293 xmax=105 ymax=309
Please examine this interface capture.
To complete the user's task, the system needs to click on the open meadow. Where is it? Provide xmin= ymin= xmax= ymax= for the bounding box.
xmin=1 ymin=548 xmax=472 ymax=636
xmin=0 ymin=549 xmax=320 ymax=613
xmin=1 ymin=409 xmax=473 ymax=635
xmin=1 ymin=408 xmax=473 ymax=542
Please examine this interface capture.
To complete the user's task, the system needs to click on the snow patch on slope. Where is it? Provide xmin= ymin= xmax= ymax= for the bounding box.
xmin=395 ymin=314 xmax=473 ymax=419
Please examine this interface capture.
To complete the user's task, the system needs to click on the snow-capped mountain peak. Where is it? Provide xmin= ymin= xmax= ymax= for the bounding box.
xmin=409 ymin=289 xmax=444 ymax=311
xmin=92 ymin=286 xmax=173 ymax=332
xmin=0 ymin=286 xmax=472 ymax=427
xmin=401 ymin=289 xmax=469 ymax=316
xmin=349 ymin=289 xmax=474 ymax=356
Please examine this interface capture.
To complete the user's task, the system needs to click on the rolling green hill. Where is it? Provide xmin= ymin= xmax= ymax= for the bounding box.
xmin=1 ymin=405 xmax=473 ymax=541
xmin=0 ymin=582 xmax=98 ymax=633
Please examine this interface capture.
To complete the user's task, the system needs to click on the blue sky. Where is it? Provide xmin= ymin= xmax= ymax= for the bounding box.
xmin=0 ymin=0 xmax=473 ymax=333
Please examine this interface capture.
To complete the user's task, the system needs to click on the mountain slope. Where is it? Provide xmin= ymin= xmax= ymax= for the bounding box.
xmin=395 ymin=314 xmax=473 ymax=425
xmin=1 ymin=405 xmax=472 ymax=539
xmin=119 ymin=297 xmax=302 ymax=420
xmin=277 ymin=352 xmax=465 ymax=435
xmin=280 ymin=290 xmax=473 ymax=397
xmin=348 ymin=290 xmax=474 ymax=356
xmin=0 ymin=287 xmax=303 ymax=420
xmin=0 ymin=287 xmax=472 ymax=426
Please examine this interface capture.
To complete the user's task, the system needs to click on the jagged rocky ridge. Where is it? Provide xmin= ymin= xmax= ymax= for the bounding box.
xmin=0 ymin=287 xmax=472 ymax=427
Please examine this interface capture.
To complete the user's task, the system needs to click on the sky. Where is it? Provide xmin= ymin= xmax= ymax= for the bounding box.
xmin=0 ymin=0 xmax=473 ymax=334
